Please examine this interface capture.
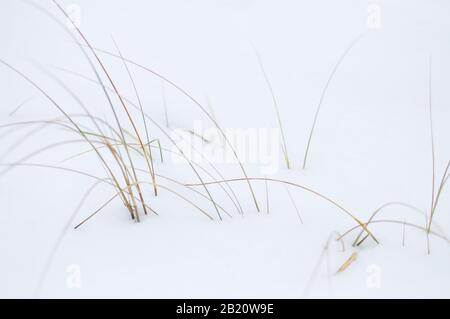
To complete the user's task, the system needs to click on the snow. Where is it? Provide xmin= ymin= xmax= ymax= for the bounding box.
xmin=0 ymin=0 xmax=450 ymax=298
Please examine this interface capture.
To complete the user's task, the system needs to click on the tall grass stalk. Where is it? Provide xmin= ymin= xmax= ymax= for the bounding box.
xmin=81 ymin=44 xmax=261 ymax=212
xmin=53 ymin=65 xmax=243 ymax=217
xmin=185 ymin=177 xmax=379 ymax=243
xmin=252 ymin=43 xmax=291 ymax=169
xmin=302 ymin=32 xmax=365 ymax=169
xmin=424 ymin=55 xmax=450 ymax=253
xmin=0 ymin=58 xmax=140 ymax=219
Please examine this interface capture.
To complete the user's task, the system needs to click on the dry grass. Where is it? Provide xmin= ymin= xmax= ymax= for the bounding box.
xmin=285 ymin=185 xmax=303 ymax=224
xmin=1 ymin=0 xmax=449 ymax=298
xmin=85 ymin=44 xmax=261 ymax=213
xmin=252 ymin=42 xmax=291 ymax=169
xmin=303 ymin=231 xmax=345 ymax=297
xmin=185 ymin=177 xmax=379 ymax=244
xmin=302 ymin=32 xmax=366 ymax=169
xmin=336 ymin=252 xmax=358 ymax=274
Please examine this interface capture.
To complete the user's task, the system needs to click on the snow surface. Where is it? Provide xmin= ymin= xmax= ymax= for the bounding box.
xmin=1 ymin=0 xmax=450 ymax=298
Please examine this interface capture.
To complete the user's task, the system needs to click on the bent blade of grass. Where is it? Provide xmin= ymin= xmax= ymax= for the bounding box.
xmin=22 ymin=0 xmax=128 ymax=139
xmin=32 ymin=61 xmax=107 ymax=137
xmin=0 ymin=59 xmax=136 ymax=217
xmin=111 ymin=37 xmax=158 ymax=197
xmin=80 ymin=44 xmax=261 ymax=212
xmin=0 ymin=116 xmax=140 ymax=220
xmin=186 ymin=177 xmax=379 ymax=244
xmin=0 ymin=59 xmax=130 ymax=200
xmin=52 ymin=63 xmax=243 ymax=217
xmin=75 ymin=180 xmax=216 ymax=229
xmin=82 ymin=153 xmax=233 ymax=220
xmin=23 ymin=0 xmax=132 ymax=153
xmin=0 ymin=124 xmax=25 ymax=141
xmin=0 ymin=121 xmax=58 ymax=161
xmin=150 ymin=139 xmax=164 ymax=163
xmin=352 ymin=201 xmax=425 ymax=247
xmin=35 ymin=179 xmax=105 ymax=297
xmin=0 ymin=139 xmax=99 ymax=176
xmin=0 ymin=115 xmax=129 ymax=165
xmin=303 ymin=231 xmax=345 ymax=297
xmin=9 ymin=94 xmax=37 ymax=116
xmin=0 ymin=162 xmax=159 ymax=218
xmin=425 ymin=62 xmax=450 ymax=240
xmin=285 ymin=185 xmax=303 ymax=224
xmin=302 ymin=31 xmax=366 ymax=169
xmin=1 ymin=136 xmax=139 ymax=217
xmin=428 ymin=54 xmax=436 ymax=239
xmin=30 ymin=66 xmax=141 ymax=218
xmin=55 ymin=72 xmax=226 ymax=220
xmin=74 ymin=193 xmax=120 ymax=229
xmin=204 ymin=93 xmax=219 ymax=130
xmin=430 ymin=159 xmax=450 ymax=220
xmin=338 ymin=219 xmax=449 ymax=243
xmin=0 ymin=117 xmax=90 ymax=162
xmin=25 ymin=0 xmax=160 ymax=217
xmin=141 ymin=182 xmax=215 ymax=221
xmin=66 ymin=138 xmax=241 ymax=217
xmin=251 ymin=42 xmax=291 ymax=169
xmin=52 ymin=0 xmax=151 ymax=217
xmin=152 ymin=172 xmax=232 ymax=218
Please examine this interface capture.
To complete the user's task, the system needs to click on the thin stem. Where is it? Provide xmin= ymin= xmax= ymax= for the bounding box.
xmin=186 ymin=176 xmax=378 ymax=244
xmin=302 ymin=32 xmax=366 ymax=169
xmin=252 ymin=42 xmax=290 ymax=169
xmin=81 ymin=44 xmax=261 ymax=212
xmin=428 ymin=54 xmax=436 ymax=235
xmin=111 ymin=37 xmax=158 ymax=196
xmin=285 ymin=185 xmax=303 ymax=224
